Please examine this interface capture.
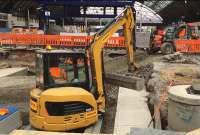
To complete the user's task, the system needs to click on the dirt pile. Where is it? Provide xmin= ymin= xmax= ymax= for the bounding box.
xmin=0 ymin=60 xmax=35 ymax=72
xmin=132 ymin=64 xmax=153 ymax=85
xmin=0 ymin=50 xmax=35 ymax=71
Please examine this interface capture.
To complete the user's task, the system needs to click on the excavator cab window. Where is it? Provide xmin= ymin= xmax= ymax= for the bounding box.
xmin=36 ymin=51 xmax=90 ymax=90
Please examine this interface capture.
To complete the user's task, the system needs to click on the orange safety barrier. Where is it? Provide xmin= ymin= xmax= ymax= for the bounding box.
xmin=176 ymin=39 xmax=200 ymax=52
xmin=0 ymin=34 xmax=126 ymax=48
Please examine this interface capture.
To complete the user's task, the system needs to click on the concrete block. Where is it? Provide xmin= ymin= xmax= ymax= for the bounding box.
xmin=130 ymin=128 xmax=186 ymax=135
xmin=114 ymin=88 xmax=152 ymax=135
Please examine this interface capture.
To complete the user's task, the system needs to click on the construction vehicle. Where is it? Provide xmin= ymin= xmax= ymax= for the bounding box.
xmin=150 ymin=22 xmax=200 ymax=54
xmin=29 ymin=7 xmax=137 ymax=131
xmin=150 ymin=26 xmax=177 ymax=54
xmin=150 ymin=27 xmax=173 ymax=53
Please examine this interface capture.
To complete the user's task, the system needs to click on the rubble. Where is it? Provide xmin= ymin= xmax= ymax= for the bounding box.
xmin=147 ymin=62 xmax=200 ymax=129
xmin=101 ymin=84 xmax=119 ymax=133
xmin=162 ymin=52 xmax=200 ymax=64
xmin=2 ymin=49 xmax=200 ymax=133
xmin=131 ymin=64 xmax=154 ymax=85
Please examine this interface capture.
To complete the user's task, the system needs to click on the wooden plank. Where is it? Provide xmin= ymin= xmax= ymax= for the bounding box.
xmin=9 ymin=130 xmax=114 ymax=135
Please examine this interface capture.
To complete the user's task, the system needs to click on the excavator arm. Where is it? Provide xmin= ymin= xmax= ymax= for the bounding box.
xmin=89 ymin=7 xmax=136 ymax=112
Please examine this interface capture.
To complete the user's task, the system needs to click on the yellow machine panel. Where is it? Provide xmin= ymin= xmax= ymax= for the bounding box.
xmin=30 ymin=88 xmax=98 ymax=131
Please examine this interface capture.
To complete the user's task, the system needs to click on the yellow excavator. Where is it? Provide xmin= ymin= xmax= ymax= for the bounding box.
xmin=30 ymin=6 xmax=137 ymax=131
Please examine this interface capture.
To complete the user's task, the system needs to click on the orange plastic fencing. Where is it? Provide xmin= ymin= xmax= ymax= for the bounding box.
xmin=175 ymin=39 xmax=200 ymax=53
xmin=0 ymin=34 xmax=126 ymax=48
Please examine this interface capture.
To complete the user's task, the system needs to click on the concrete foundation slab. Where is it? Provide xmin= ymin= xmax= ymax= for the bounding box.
xmin=114 ymin=87 xmax=152 ymax=135
xmin=0 ymin=68 xmax=27 ymax=78
xmin=9 ymin=130 xmax=111 ymax=135
xmin=130 ymin=128 xmax=186 ymax=135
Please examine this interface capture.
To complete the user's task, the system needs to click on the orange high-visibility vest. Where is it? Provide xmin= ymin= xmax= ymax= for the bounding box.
xmin=49 ymin=67 xmax=67 ymax=80
xmin=179 ymin=29 xmax=186 ymax=37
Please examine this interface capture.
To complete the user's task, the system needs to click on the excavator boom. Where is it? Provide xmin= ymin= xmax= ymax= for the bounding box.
xmin=89 ymin=7 xmax=137 ymax=111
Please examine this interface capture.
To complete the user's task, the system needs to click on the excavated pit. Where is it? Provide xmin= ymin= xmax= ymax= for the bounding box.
xmin=0 ymin=49 xmax=155 ymax=132
xmin=3 ymin=50 xmax=200 ymax=132
xmin=0 ymin=50 xmax=130 ymax=132
xmin=101 ymin=84 xmax=119 ymax=134
xmin=146 ymin=53 xmax=200 ymax=130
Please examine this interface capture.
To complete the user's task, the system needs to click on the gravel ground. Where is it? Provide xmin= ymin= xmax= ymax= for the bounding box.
xmin=0 ymin=50 xmax=158 ymax=132
xmin=102 ymin=50 xmax=157 ymax=133
xmin=3 ymin=50 xmax=200 ymax=132
xmin=0 ymin=76 xmax=35 ymax=125
xmin=0 ymin=50 xmax=35 ymax=71
xmin=147 ymin=62 xmax=200 ymax=129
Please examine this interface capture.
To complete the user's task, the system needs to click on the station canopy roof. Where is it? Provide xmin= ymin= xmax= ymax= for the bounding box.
xmin=135 ymin=1 xmax=164 ymax=24
xmin=142 ymin=0 xmax=173 ymax=13
xmin=0 ymin=0 xmax=199 ymax=24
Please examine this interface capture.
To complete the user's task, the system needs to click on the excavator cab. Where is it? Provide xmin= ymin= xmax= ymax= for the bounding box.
xmin=35 ymin=50 xmax=90 ymax=90
xmin=30 ymin=50 xmax=98 ymax=131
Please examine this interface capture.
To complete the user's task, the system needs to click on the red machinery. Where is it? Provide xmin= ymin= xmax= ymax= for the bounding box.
xmin=151 ymin=22 xmax=200 ymax=54
xmin=150 ymin=26 xmax=175 ymax=54
xmin=175 ymin=23 xmax=200 ymax=53
xmin=151 ymin=28 xmax=165 ymax=49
